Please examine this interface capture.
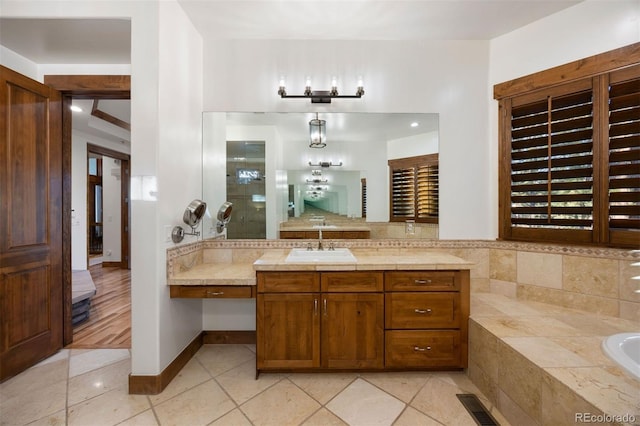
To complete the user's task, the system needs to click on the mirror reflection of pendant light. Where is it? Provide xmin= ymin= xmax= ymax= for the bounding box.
xmin=309 ymin=113 xmax=326 ymax=148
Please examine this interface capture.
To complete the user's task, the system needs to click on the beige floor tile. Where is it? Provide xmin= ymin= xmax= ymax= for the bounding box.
xmin=216 ymin=360 xmax=284 ymax=405
xmin=32 ymin=349 xmax=69 ymax=368
xmin=427 ymin=371 xmax=483 ymax=395
xmin=210 ymin=408 xmax=252 ymax=426
xmin=240 ymin=379 xmax=321 ymax=426
xmin=360 ymin=371 xmax=430 ymax=403
xmin=118 ymin=409 xmax=159 ymax=426
xmin=300 ymin=408 xmax=348 ymax=426
xmin=69 ymin=348 xmax=130 ymax=378
xmin=195 ymin=344 xmax=256 ymax=377
xmin=23 ymin=409 xmax=66 ymax=426
xmin=67 ymin=358 xmax=131 ymax=406
xmin=0 ymin=358 xmax=68 ymax=400
xmin=153 ymin=380 xmax=236 ymax=426
xmin=148 ymin=357 xmax=211 ymax=406
xmin=392 ymin=406 xmax=443 ymax=425
xmin=67 ymin=386 xmax=150 ymax=426
xmin=326 ymin=378 xmax=405 ymax=426
xmin=410 ymin=376 xmax=479 ymax=426
xmin=1 ymin=375 xmax=67 ymax=426
xmin=288 ymin=372 xmax=357 ymax=404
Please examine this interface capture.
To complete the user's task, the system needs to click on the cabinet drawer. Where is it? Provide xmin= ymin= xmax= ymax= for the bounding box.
xmin=257 ymin=272 xmax=319 ymax=293
xmin=170 ymin=285 xmax=254 ymax=298
xmin=321 ymin=272 xmax=383 ymax=292
xmin=385 ymin=271 xmax=459 ymax=291
xmin=385 ymin=330 xmax=461 ymax=368
xmin=385 ymin=293 xmax=459 ymax=329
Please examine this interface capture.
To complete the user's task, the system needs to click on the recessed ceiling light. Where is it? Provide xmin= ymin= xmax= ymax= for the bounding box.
xmin=410 ymin=122 xmax=419 ymax=128
xmin=70 ymin=105 xmax=82 ymax=112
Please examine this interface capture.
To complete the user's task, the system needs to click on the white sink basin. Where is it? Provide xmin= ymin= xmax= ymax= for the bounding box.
xmin=285 ymin=248 xmax=357 ymax=263
xmin=312 ymin=225 xmax=338 ymax=229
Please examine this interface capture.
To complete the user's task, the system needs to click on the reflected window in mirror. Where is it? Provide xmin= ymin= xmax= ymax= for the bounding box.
xmin=388 ymin=154 xmax=439 ymax=223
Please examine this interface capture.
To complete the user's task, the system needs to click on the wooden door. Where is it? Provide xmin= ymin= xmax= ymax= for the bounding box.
xmin=321 ymin=293 xmax=384 ymax=369
xmin=256 ymin=293 xmax=320 ymax=370
xmin=0 ymin=66 xmax=63 ymax=381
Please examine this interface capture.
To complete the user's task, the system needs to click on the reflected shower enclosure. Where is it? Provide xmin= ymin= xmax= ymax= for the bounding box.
xmin=226 ymin=140 xmax=266 ymax=239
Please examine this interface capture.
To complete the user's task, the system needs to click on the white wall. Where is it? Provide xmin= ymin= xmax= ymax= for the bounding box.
xmin=1 ymin=0 xmax=204 ymax=378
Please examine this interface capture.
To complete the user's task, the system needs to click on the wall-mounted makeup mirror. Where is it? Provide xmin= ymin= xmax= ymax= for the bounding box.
xmin=202 ymin=112 xmax=439 ymax=240
xmin=171 ymin=199 xmax=207 ymax=243
xmin=216 ymin=201 xmax=233 ymax=233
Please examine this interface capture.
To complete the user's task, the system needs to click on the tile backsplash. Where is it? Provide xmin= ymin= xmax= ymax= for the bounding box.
xmin=167 ymin=239 xmax=639 ymax=321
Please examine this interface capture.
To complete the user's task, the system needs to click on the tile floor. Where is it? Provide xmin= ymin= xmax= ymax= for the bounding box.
xmin=0 ymin=345 xmax=511 ymax=426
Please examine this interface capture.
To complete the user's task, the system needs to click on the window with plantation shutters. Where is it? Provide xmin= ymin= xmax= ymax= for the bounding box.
xmin=388 ymin=154 xmax=438 ymax=223
xmin=496 ymin=44 xmax=640 ymax=248
xmin=509 ymin=80 xmax=595 ymax=242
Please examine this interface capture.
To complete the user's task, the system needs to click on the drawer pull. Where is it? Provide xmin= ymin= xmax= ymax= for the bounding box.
xmin=414 ymin=279 xmax=432 ymax=284
xmin=414 ymin=308 xmax=432 ymax=315
xmin=206 ymin=291 xmax=225 ymax=296
xmin=413 ymin=346 xmax=432 ymax=352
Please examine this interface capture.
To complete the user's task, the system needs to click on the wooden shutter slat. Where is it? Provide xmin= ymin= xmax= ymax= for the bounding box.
xmin=609 ymin=106 xmax=640 ymax=123
xmin=610 ymin=134 xmax=640 ymax=150
xmin=550 ymin=116 xmax=592 ymax=133
xmin=550 ymin=128 xmax=593 ymax=144
xmin=609 ymin=79 xmax=640 ymax=98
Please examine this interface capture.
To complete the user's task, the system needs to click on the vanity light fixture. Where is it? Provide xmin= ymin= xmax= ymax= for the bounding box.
xmin=309 ymin=113 xmax=327 ymax=148
xmin=278 ymin=77 xmax=364 ymax=103
xmin=308 ymin=160 xmax=342 ymax=168
xmin=306 ymin=177 xmax=329 ymax=184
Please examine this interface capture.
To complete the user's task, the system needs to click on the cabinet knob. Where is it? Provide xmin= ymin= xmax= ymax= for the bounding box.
xmin=206 ymin=291 xmax=224 ymax=296
xmin=414 ymin=308 xmax=432 ymax=314
xmin=413 ymin=346 xmax=432 ymax=352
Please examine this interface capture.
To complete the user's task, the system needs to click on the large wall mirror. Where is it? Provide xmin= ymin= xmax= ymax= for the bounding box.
xmin=202 ymin=112 xmax=439 ymax=240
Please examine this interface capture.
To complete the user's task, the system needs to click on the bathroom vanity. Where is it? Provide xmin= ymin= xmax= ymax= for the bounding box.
xmin=253 ymin=249 xmax=471 ymax=375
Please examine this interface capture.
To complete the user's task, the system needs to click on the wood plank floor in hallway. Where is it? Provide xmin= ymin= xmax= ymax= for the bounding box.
xmin=68 ymin=265 xmax=131 ymax=349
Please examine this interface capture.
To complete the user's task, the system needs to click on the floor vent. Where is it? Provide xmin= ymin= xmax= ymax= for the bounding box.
xmin=456 ymin=394 xmax=500 ymax=426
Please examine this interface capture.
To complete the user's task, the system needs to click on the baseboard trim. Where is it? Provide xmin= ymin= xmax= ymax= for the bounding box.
xmin=203 ymin=330 xmax=256 ymax=344
xmin=101 ymin=261 xmax=121 ymax=268
xmin=128 ymin=332 xmax=204 ymax=395
xmin=127 ymin=330 xmax=256 ymax=394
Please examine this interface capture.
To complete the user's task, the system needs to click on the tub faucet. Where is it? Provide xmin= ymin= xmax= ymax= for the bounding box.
xmin=318 ymin=228 xmax=324 ymax=251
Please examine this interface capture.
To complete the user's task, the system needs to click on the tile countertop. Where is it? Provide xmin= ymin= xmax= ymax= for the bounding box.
xmin=168 ymin=263 xmax=256 ymax=286
xmin=168 ymin=249 xmax=474 ymax=286
xmin=252 ymin=249 xmax=474 ymax=271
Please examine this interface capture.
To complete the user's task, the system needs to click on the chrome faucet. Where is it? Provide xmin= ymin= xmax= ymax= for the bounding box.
xmin=318 ymin=228 xmax=324 ymax=250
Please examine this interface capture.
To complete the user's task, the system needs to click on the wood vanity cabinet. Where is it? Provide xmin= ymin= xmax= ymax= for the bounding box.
xmin=256 ymin=269 xmax=468 ymax=374
xmin=256 ymin=271 xmax=384 ymax=372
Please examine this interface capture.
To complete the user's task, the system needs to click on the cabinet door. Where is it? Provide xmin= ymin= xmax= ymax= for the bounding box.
xmin=321 ymin=293 xmax=384 ymax=369
xmin=257 ymin=293 xmax=320 ymax=369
